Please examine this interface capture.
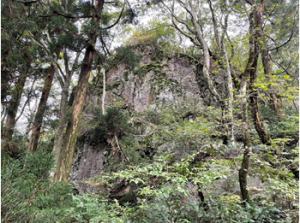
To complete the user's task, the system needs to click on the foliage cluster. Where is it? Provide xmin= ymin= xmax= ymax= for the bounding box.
xmin=88 ymin=107 xmax=130 ymax=142
xmin=124 ymin=19 xmax=178 ymax=53
xmin=1 ymin=152 xmax=130 ymax=222
xmin=5 ymin=150 xmax=295 ymax=223
xmin=84 ymin=107 xmax=151 ymax=171
xmin=106 ymin=46 xmax=142 ymax=70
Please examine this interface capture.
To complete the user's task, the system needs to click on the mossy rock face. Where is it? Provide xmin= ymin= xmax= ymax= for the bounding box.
xmin=107 ymin=80 xmax=122 ymax=91
xmin=69 ymin=141 xmax=108 ymax=193
xmin=84 ymin=47 xmax=203 ymax=114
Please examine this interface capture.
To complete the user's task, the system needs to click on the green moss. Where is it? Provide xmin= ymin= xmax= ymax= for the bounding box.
xmin=107 ymin=80 xmax=122 ymax=91
xmin=140 ymin=63 xmax=164 ymax=73
xmin=123 ymin=71 xmax=131 ymax=81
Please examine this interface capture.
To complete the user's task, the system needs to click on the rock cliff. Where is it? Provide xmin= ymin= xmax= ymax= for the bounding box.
xmin=70 ymin=46 xmax=224 ymax=192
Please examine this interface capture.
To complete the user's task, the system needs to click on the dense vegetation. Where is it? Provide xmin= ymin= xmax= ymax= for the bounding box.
xmin=1 ymin=0 xmax=299 ymax=222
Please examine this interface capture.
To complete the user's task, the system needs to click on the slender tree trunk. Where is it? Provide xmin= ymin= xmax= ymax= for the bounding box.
xmin=223 ymin=54 xmax=235 ymax=146
xmin=27 ymin=64 xmax=55 ymax=152
xmin=238 ymin=3 xmax=259 ymax=203
xmin=101 ymin=68 xmax=106 ymax=115
xmin=249 ymin=75 xmax=272 ymax=145
xmin=2 ymin=74 xmax=27 ymax=151
xmin=208 ymin=0 xmax=235 ymax=145
xmin=187 ymin=0 xmax=223 ymax=104
xmin=248 ymin=0 xmax=272 ymax=145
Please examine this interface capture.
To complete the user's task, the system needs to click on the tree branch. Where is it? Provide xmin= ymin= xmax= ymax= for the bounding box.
xmin=15 ymin=77 xmax=36 ymax=122
xmin=268 ymin=10 xmax=297 ymax=52
xmin=103 ymin=3 xmax=125 ymax=30
xmin=269 ymin=54 xmax=293 ymax=77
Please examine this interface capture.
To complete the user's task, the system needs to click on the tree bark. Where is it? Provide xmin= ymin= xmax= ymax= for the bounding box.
xmin=54 ymin=45 xmax=95 ymax=182
xmin=248 ymin=0 xmax=272 ymax=145
xmin=102 ymin=68 xmax=106 ymax=115
xmin=2 ymin=74 xmax=27 ymax=151
xmin=50 ymin=48 xmax=81 ymax=180
xmin=208 ymin=0 xmax=235 ymax=145
xmin=51 ymin=74 xmax=72 ymax=176
xmin=27 ymin=64 xmax=55 ymax=152
xmin=53 ymin=0 xmax=104 ymax=182
xmin=238 ymin=3 xmax=259 ymax=203
xmin=187 ymin=0 xmax=223 ymax=104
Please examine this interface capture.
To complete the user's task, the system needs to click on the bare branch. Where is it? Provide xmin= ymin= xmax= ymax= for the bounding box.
xmin=208 ymin=0 xmax=221 ymax=48
xmin=103 ymin=3 xmax=125 ymax=30
xmin=16 ymin=78 xmax=36 ymax=122
xmin=269 ymin=54 xmax=293 ymax=77
xmin=71 ymin=50 xmax=83 ymax=75
xmin=268 ymin=9 xmax=298 ymax=52
xmin=161 ymin=0 xmax=196 ymax=35
xmin=171 ymin=20 xmax=201 ymax=48
xmin=63 ymin=48 xmax=70 ymax=76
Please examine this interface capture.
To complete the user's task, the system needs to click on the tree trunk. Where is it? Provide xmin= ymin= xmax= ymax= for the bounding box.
xmin=2 ymin=73 xmax=27 ymax=151
xmin=249 ymin=83 xmax=272 ymax=145
xmin=238 ymin=2 xmax=260 ymax=203
xmin=54 ymin=45 xmax=95 ymax=182
xmin=208 ymin=0 xmax=235 ymax=145
xmin=249 ymin=55 xmax=272 ymax=145
xmin=53 ymin=0 xmax=105 ymax=182
xmin=248 ymin=0 xmax=272 ymax=145
xmin=187 ymin=0 xmax=223 ymax=104
xmin=27 ymin=64 xmax=55 ymax=152
xmin=51 ymin=82 xmax=71 ymax=167
xmin=50 ymin=49 xmax=81 ymax=179
xmin=102 ymin=68 xmax=106 ymax=115
xmin=53 ymin=0 xmax=105 ymax=180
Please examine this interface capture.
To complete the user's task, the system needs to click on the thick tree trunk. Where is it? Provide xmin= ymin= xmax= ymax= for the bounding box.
xmin=54 ymin=45 xmax=95 ymax=182
xmin=239 ymin=73 xmax=252 ymax=202
xmin=51 ymin=80 xmax=71 ymax=171
xmin=53 ymin=0 xmax=105 ymax=182
xmin=2 ymin=74 xmax=27 ymax=151
xmin=51 ymin=49 xmax=81 ymax=179
xmin=27 ymin=64 xmax=55 ymax=152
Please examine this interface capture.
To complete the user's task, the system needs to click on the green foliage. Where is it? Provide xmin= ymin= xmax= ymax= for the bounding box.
xmin=124 ymin=18 xmax=178 ymax=53
xmin=106 ymin=46 xmax=142 ymax=70
xmin=139 ymin=104 xmax=224 ymax=161
xmin=89 ymin=107 xmax=130 ymax=142
xmin=1 ymin=130 xmax=27 ymax=158
xmin=1 ymin=152 xmax=126 ymax=223
xmin=271 ymin=115 xmax=299 ymax=136
xmin=87 ymin=151 xmax=296 ymax=222
xmin=1 ymin=152 xmax=73 ymax=222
